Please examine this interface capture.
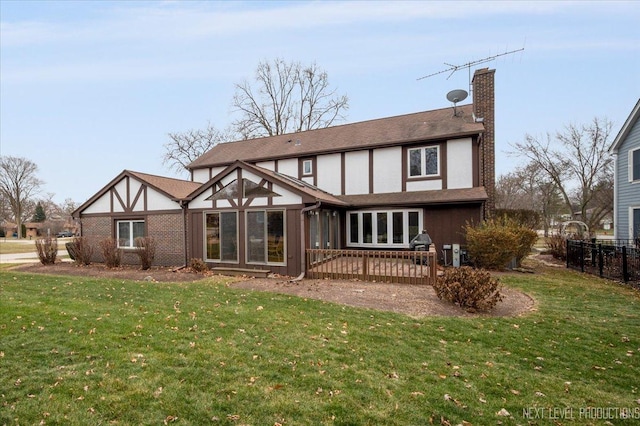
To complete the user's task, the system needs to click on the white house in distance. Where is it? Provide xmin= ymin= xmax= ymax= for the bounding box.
xmin=74 ymin=68 xmax=497 ymax=276
xmin=609 ymin=98 xmax=640 ymax=244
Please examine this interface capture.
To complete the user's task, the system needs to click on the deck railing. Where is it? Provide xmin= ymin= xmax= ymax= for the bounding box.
xmin=306 ymin=249 xmax=437 ymax=285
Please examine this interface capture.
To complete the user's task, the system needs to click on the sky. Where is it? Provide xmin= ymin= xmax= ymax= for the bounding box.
xmin=1 ymin=1 xmax=639 ymax=206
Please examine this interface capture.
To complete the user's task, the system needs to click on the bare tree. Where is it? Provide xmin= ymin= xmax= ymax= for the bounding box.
xmin=232 ymin=58 xmax=349 ymax=139
xmin=0 ymin=156 xmax=44 ymax=238
xmin=163 ymin=122 xmax=233 ymax=175
xmin=510 ymin=117 xmax=614 ymax=233
xmin=496 ymin=163 xmax=565 ymax=235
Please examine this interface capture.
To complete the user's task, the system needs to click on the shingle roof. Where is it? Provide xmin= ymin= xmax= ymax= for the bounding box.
xmin=128 ymin=171 xmax=202 ymax=200
xmin=337 ymin=187 xmax=488 ymax=207
xmin=188 ymin=104 xmax=483 ymax=169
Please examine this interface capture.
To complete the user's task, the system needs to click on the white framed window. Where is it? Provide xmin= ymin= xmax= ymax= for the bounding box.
xmin=408 ymin=146 xmax=439 ymax=178
xmin=116 ymin=220 xmax=145 ymax=248
xmin=346 ymin=209 xmax=422 ymax=248
xmin=630 ymin=148 xmax=640 ymax=182
xmin=302 ymin=159 xmax=313 ymax=176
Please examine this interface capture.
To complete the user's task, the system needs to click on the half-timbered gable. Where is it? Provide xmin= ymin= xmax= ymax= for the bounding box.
xmin=185 ymin=161 xmax=346 ymax=276
xmin=74 ymin=170 xmax=200 ymax=266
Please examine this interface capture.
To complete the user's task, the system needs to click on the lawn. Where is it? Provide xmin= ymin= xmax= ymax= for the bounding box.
xmin=1 ymin=266 xmax=639 ymax=425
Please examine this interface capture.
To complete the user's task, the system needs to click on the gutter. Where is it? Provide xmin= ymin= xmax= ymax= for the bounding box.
xmin=291 ymin=201 xmax=322 ymax=282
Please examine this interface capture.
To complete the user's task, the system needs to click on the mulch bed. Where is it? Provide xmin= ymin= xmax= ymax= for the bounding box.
xmin=10 ymin=259 xmax=545 ymax=318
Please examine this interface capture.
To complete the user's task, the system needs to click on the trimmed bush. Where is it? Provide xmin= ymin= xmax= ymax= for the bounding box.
xmin=545 ymin=233 xmax=568 ymax=260
xmin=464 ymin=218 xmax=538 ymax=269
xmin=433 ymin=266 xmax=503 ymax=312
xmin=99 ymin=238 xmax=121 ymax=268
xmin=134 ymin=236 xmax=156 ymax=270
xmin=67 ymin=237 xmax=94 ymax=266
xmin=35 ymin=237 xmax=58 ymax=265
xmin=189 ymin=258 xmax=208 ymax=273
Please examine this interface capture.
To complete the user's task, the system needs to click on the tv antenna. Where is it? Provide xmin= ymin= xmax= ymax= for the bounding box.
xmin=417 ymin=47 xmax=524 ymax=92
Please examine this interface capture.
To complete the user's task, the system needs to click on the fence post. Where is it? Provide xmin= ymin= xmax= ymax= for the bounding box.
xmin=580 ymin=240 xmax=585 ymax=273
xmin=622 ymin=245 xmax=629 ymax=282
xmin=598 ymin=243 xmax=604 ymax=277
xmin=566 ymin=239 xmax=570 ymax=269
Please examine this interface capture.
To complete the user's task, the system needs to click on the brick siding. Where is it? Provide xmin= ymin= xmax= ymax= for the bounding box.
xmin=79 ymin=213 xmax=185 ymax=267
xmin=472 ymin=68 xmax=496 ymax=219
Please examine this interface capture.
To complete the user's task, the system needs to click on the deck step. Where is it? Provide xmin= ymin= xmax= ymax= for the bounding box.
xmin=211 ymin=267 xmax=270 ymax=278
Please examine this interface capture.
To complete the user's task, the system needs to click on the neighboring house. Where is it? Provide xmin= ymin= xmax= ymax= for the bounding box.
xmin=609 ymin=98 xmax=640 ymax=243
xmin=74 ymin=68 xmax=496 ymax=275
xmin=0 ymin=221 xmax=40 ymax=238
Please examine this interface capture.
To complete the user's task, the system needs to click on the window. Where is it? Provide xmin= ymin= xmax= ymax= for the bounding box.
xmin=302 ymin=159 xmax=313 ymax=176
xmin=347 ymin=209 xmax=422 ymax=247
xmin=246 ymin=210 xmax=285 ymax=264
xmin=408 ymin=146 xmax=439 ymax=177
xmin=117 ymin=220 xmax=144 ymax=248
xmin=631 ymin=148 xmax=640 ymax=182
xmin=205 ymin=211 xmax=238 ymax=262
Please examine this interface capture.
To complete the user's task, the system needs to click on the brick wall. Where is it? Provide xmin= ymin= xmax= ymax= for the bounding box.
xmin=146 ymin=213 xmax=186 ymax=266
xmin=79 ymin=213 xmax=186 ymax=267
xmin=472 ymin=68 xmax=496 ymax=219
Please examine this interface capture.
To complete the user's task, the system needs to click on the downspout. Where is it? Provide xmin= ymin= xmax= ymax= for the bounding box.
xmin=291 ymin=201 xmax=322 ymax=282
xmin=180 ymin=200 xmax=189 ymax=268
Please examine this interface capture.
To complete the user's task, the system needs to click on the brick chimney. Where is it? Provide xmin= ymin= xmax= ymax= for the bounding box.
xmin=472 ymin=68 xmax=496 ymax=219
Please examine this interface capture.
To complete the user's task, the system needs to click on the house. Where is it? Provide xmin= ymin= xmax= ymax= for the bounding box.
xmin=609 ymin=98 xmax=640 ymax=243
xmin=74 ymin=68 xmax=496 ymax=276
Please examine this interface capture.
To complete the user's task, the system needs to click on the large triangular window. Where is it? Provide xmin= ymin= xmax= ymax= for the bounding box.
xmin=206 ymin=180 xmax=240 ymax=201
xmin=205 ymin=178 xmax=280 ymax=201
xmin=243 ymin=179 xmax=280 ymax=198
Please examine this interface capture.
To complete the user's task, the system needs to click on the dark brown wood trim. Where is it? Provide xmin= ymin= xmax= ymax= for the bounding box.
xmin=299 ymin=157 xmax=316 ymax=185
xmin=401 ymin=148 xmax=407 ymax=192
xmin=368 ymin=149 xmax=374 ymax=194
xmin=113 ymin=187 xmax=127 ymax=213
xmin=131 ymin=184 xmax=145 ymax=211
xmin=440 ymin=143 xmax=447 ymax=189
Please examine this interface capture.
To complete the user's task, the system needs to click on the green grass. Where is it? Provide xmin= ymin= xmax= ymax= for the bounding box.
xmin=1 ymin=267 xmax=639 ymax=425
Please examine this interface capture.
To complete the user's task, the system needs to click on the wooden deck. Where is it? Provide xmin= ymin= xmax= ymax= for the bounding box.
xmin=306 ymin=249 xmax=437 ymax=285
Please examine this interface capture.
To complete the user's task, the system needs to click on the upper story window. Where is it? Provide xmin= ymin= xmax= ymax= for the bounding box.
xmin=302 ymin=159 xmax=313 ymax=176
xmin=408 ymin=146 xmax=439 ymax=177
xmin=631 ymin=148 xmax=640 ymax=182
xmin=117 ymin=220 xmax=145 ymax=248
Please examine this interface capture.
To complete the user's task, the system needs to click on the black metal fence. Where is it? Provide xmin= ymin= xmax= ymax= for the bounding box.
xmin=566 ymin=239 xmax=640 ymax=286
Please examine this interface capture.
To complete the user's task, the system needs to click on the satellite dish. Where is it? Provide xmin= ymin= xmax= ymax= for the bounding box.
xmin=446 ymin=89 xmax=468 ymax=103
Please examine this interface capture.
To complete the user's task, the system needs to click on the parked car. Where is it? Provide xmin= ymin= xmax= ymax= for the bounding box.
xmin=56 ymin=231 xmax=74 ymax=238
